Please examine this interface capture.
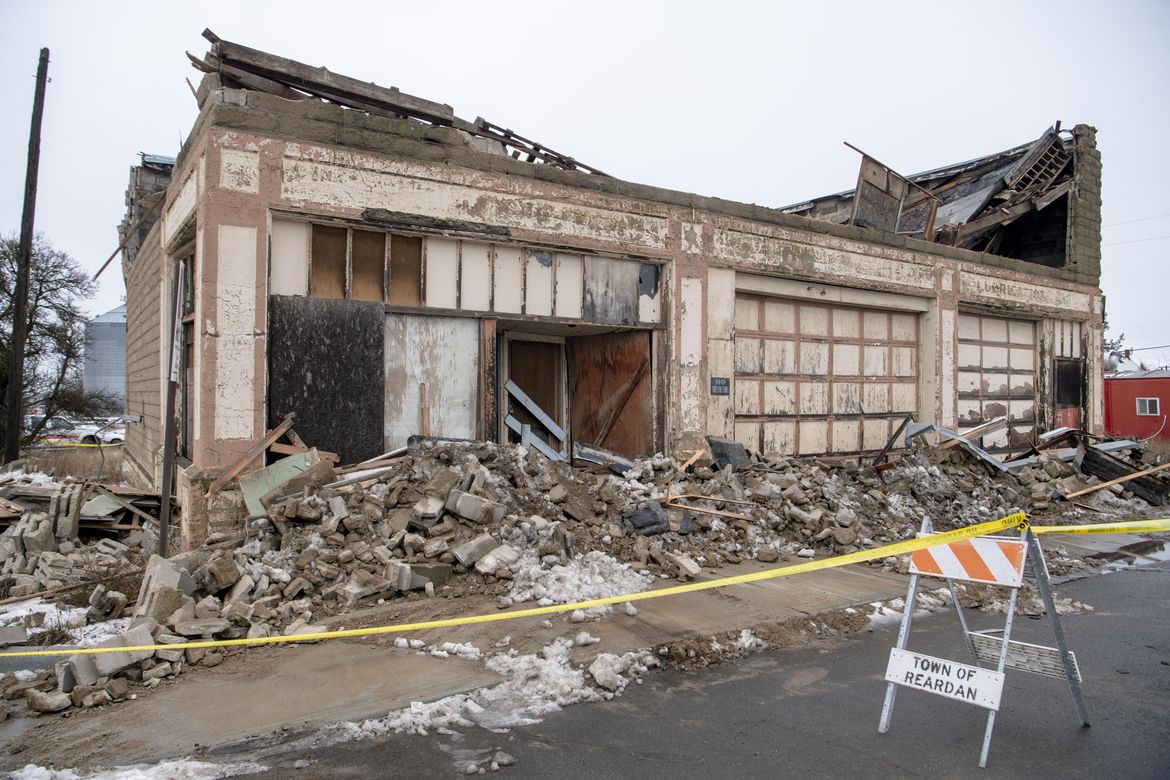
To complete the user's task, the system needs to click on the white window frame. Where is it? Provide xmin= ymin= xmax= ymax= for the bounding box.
xmin=1136 ymin=397 xmax=1161 ymax=417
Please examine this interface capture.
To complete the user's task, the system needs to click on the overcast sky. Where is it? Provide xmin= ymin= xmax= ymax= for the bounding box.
xmin=2 ymin=1 xmax=1168 ymax=363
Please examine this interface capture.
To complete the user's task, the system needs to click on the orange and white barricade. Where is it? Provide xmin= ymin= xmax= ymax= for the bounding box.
xmin=878 ymin=515 xmax=1088 ymax=768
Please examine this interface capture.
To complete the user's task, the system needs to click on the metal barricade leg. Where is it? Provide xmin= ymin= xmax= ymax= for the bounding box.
xmin=979 ymin=582 xmax=1020 ymax=768
xmin=878 ymin=571 xmax=921 ymax=734
xmin=1026 ymin=530 xmax=1090 ymax=727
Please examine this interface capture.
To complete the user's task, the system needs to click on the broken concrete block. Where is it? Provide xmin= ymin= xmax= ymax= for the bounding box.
xmin=64 ymin=653 xmax=100 ymax=691
xmin=204 ymin=556 xmax=242 ymax=593
xmin=668 ymin=553 xmax=701 ymax=579
xmin=413 ymin=496 xmax=445 ymax=519
xmin=445 ymin=490 xmax=505 ymax=525
xmin=104 ymin=677 xmax=130 ymax=701
xmin=81 ymin=690 xmax=112 ymax=708
xmin=26 ymin=688 xmax=71 ymax=713
xmin=283 ymin=577 xmax=308 ymax=599
xmin=474 ymin=544 xmax=521 ymax=575
xmin=452 ymin=534 xmax=497 ymax=567
xmin=194 ymin=595 xmax=222 ymax=619
xmin=408 ymin=562 xmax=452 ymax=590
xmin=327 ymin=495 xmax=349 ymax=521
xmin=226 ymin=574 xmax=256 ymax=605
xmin=20 ymin=513 xmax=57 ymax=554
xmin=142 ymin=662 xmax=172 ymax=681
xmin=282 ymin=621 xmax=327 ymax=637
xmin=166 ymin=599 xmax=197 ymax=628
xmin=140 ymin=585 xmax=192 ymax=625
xmin=0 ymin=625 xmax=28 ymax=647
xmin=133 ymin=555 xmax=196 ymax=619
xmin=384 ymin=561 xmax=412 ymax=591
xmin=172 ymin=618 xmax=230 ymax=637
xmin=422 ymin=537 xmax=450 ymax=558
xmin=69 ymin=684 xmax=105 ymax=708
xmin=92 ymin=623 xmax=157 ymax=678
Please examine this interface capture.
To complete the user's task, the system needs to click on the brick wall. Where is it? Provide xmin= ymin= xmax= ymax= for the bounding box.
xmin=121 ymin=220 xmax=163 ymax=486
xmin=1067 ymin=125 xmax=1103 ymax=285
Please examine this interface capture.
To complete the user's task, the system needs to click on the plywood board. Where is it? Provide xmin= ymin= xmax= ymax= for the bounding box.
xmin=583 ymin=256 xmax=639 ymax=325
xmin=525 ymin=250 xmax=554 ymax=316
xmin=460 ymin=242 xmax=492 ymax=312
xmin=310 ymin=224 xmax=346 ymax=299
xmin=384 ymin=314 xmax=478 ymax=448
xmin=388 ymin=234 xmax=422 ymax=306
xmin=554 ymin=254 xmax=583 ymax=318
xmin=493 ymin=246 xmax=523 ymax=314
xmin=567 ymin=330 xmax=653 ymax=457
xmin=351 ymin=229 xmax=385 ymax=302
xmin=269 ymin=219 xmax=309 ymax=296
xmin=425 ymin=238 xmax=458 ymax=309
xmin=268 ymin=295 xmax=385 ymax=464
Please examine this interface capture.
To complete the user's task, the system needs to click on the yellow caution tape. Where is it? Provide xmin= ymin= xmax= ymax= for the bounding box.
xmin=0 ymin=512 xmax=1027 ymax=659
xmin=1031 ymin=518 xmax=1170 ymax=535
xmin=28 ymin=441 xmax=124 ymax=449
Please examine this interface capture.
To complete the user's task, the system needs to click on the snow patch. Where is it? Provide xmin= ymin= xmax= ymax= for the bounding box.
xmin=501 ymin=551 xmax=651 ymax=619
xmin=9 ymin=759 xmax=266 ymax=779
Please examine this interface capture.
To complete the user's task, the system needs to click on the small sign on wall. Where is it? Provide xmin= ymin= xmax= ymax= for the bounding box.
xmin=710 ymin=377 xmax=730 ymax=396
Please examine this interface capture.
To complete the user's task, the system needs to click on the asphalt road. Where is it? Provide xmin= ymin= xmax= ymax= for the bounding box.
xmin=241 ymin=556 xmax=1170 ymax=779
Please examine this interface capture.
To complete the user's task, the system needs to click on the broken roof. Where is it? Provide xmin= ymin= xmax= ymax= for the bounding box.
xmin=784 ymin=125 xmax=1076 ymax=254
xmin=188 ymin=29 xmax=608 ymax=176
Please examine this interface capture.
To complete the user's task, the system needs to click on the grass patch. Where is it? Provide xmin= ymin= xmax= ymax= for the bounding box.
xmin=27 ymin=624 xmax=72 ymax=647
xmin=21 ymin=445 xmax=125 ymax=481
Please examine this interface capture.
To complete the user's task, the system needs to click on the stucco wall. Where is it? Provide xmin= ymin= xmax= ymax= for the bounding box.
xmin=154 ymin=87 xmax=1104 ymax=477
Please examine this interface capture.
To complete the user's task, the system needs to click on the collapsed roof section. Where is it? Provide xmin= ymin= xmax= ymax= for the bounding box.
xmin=187 ymin=29 xmax=609 ymax=176
xmin=785 ymin=125 xmax=1077 ymax=267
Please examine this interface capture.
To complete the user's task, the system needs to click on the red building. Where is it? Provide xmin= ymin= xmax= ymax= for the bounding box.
xmin=1104 ymin=370 xmax=1170 ymax=440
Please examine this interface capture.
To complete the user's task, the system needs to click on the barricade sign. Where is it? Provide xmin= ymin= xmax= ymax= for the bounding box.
xmin=878 ymin=515 xmax=1089 ymax=769
xmin=884 ymin=649 xmax=1004 ymax=710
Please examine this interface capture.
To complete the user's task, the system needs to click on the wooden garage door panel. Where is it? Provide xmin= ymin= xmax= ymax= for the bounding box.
xmin=955 ymin=313 xmax=1037 ymax=452
xmin=733 ymin=294 xmax=918 ymax=456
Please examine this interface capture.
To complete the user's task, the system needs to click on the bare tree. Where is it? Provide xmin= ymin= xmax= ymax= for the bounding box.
xmin=0 ymin=233 xmax=105 ymax=442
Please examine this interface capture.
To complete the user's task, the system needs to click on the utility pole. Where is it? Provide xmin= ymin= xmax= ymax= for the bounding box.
xmin=4 ymin=48 xmax=50 ymax=463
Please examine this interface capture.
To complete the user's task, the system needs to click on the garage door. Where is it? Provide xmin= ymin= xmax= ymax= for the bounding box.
xmin=956 ymin=313 xmax=1036 ymax=450
xmin=732 ymin=294 xmax=919 ymax=456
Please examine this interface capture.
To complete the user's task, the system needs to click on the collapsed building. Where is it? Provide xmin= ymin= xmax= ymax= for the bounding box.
xmin=119 ymin=31 xmax=1104 ymax=548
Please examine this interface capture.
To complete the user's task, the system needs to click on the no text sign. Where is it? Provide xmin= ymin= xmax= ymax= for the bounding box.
xmin=885 ymin=649 xmax=1004 ymax=710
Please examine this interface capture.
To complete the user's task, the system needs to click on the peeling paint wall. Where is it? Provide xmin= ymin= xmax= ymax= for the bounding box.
xmin=149 ymin=92 xmax=1106 ymax=493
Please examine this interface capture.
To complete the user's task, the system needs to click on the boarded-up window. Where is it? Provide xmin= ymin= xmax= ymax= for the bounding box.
xmin=351 ymin=229 xmax=386 ymax=302
xmin=389 ymin=235 xmax=422 ymax=306
xmin=310 ymin=225 xmax=347 ymax=299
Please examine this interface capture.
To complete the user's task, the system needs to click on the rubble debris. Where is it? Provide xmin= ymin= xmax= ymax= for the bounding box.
xmin=3 ymin=423 xmax=1167 ymax=725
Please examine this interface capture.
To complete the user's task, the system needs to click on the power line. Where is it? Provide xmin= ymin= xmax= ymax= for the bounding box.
xmin=1127 ymin=343 xmax=1170 ymax=352
xmin=1102 ymin=234 xmax=1170 ymax=247
xmin=1104 ymin=212 xmax=1170 ymax=228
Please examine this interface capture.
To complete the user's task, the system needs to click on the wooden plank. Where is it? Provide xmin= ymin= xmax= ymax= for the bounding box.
xmin=204 ymin=414 xmax=295 ymax=499
xmin=592 ymin=359 xmax=650 ymax=447
xmin=937 ymin=416 xmax=1008 ymax=451
xmin=1064 ymin=461 xmax=1170 ymax=499
xmin=284 ymin=428 xmax=308 ymax=448
xmin=205 ymin=30 xmax=456 ymax=124
xmin=420 ymin=382 xmax=431 ymax=437
xmin=259 ymin=459 xmax=337 ymax=509
xmin=568 ymin=330 xmax=652 ymax=457
xmin=269 ymin=442 xmax=339 ymax=462
xmin=505 ymin=380 xmax=566 ymax=442
xmin=334 ymin=457 xmax=405 ymax=475
xmin=93 ymin=485 xmax=157 ymax=527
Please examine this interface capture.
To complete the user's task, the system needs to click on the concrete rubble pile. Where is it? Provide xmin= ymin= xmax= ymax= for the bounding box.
xmin=4 ymin=435 xmax=1165 ymax=721
xmin=0 ymin=475 xmax=148 ymax=601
